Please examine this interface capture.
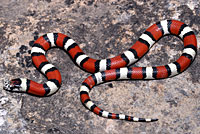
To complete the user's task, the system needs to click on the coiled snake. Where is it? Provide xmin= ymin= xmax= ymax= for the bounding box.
xmin=3 ymin=20 xmax=197 ymax=122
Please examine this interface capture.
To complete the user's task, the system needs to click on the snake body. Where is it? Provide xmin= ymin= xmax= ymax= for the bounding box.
xmin=3 ymin=20 xmax=197 ymax=122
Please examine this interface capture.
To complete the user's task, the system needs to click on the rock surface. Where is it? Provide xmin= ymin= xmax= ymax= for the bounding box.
xmin=0 ymin=0 xmax=199 ymax=134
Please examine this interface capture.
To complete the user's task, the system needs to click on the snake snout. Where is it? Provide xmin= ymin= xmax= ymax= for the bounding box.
xmin=3 ymin=79 xmax=12 ymax=91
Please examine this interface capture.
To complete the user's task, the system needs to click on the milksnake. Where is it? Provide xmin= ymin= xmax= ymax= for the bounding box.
xmin=3 ymin=20 xmax=197 ymax=122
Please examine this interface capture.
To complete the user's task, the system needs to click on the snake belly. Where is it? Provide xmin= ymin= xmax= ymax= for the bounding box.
xmin=4 ymin=20 xmax=197 ymax=122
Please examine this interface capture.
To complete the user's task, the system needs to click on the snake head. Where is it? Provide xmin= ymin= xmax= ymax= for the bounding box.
xmin=3 ymin=78 xmax=22 ymax=92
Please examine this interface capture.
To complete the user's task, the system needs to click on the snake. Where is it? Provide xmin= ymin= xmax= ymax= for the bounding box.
xmin=3 ymin=20 xmax=197 ymax=122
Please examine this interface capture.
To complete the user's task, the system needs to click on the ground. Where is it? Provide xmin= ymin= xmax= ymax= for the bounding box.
xmin=0 ymin=0 xmax=200 ymax=134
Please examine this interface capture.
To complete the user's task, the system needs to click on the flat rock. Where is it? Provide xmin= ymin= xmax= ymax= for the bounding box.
xmin=0 ymin=0 xmax=199 ymax=134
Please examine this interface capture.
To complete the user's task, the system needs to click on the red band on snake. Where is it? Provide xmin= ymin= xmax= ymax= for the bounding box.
xmin=3 ymin=20 xmax=197 ymax=122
